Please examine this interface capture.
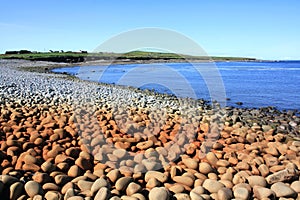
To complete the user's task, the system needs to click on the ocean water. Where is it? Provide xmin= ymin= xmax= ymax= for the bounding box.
xmin=53 ymin=61 xmax=300 ymax=110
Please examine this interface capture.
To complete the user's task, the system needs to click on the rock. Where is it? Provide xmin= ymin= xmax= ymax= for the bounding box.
xmin=173 ymin=193 xmax=191 ymax=200
xmin=146 ymin=177 xmax=161 ymax=189
xmin=113 ymin=149 xmax=127 ymax=159
xmin=191 ymin=186 xmax=205 ymax=195
xmin=54 ymin=175 xmax=71 ymax=186
xmin=233 ymin=187 xmax=249 ymax=200
xmin=253 ymin=186 xmax=275 ymax=199
xmin=94 ymin=187 xmax=110 ymax=200
xmin=290 ymin=181 xmax=300 ymax=193
xmin=202 ymin=179 xmax=225 ymax=193
xmin=10 ymin=182 xmax=24 ymax=200
xmin=149 ymin=187 xmax=169 ymax=200
xmin=169 ymin=184 xmax=185 ymax=194
xmin=41 ymin=161 xmax=56 ymax=173
xmin=0 ymin=175 xmax=19 ymax=185
xmin=217 ymin=188 xmax=233 ymax=200
xmin=32 ymin=172 xmax=52 ymax=184
xmin=131 ymin=193 xmax=146 ymax=200
xmin=42 ymin=183 xmax=60 ymax=191
xmin=271 ymin=182 xmax=297 ymax=198
xmin=136 ymin=140 xmax=153 ymax=150
xmin=126 ymin=182 xmax=142 ymax=196
xmin=68 ymin=165 xmax=82 ymax=177
xmin=266 ymin=168 xmax=299 ymax=184
xmin=64 ymin=188 xmax=75 ymax=199
xmin=115 ymin=177 xmax=133 ymax=191
xmin=44 ymin=191 xmax=63 ymax=200
xmin=206 ymin=152 xmax=218 ymax=167
xmin=91 ymin=177 xmax=109 ymax=194
xmin=182 ymin=157 xmax=199 ymax=169
xmin=258 ymin=164 xmax=269 ymax=177
xmin=173 ymin=176 xmax=194 ymax=187
xmin=145 ymin=171 xmax=168 ymax=183
xmin=24 ymin=181 xmax=43 ymax=198
xmin=77 ymin=180 xmax=93 ymax=191
xmin=67 ymin=196 xmax=84 ymax=200
xmin=189 ymin=191 xmax=203 ymax=200
xmin=199 ymin=162 xmax=213 ymax=174
xmin=247 ymin=176 xmax=267 ymax=187
xmin=75 ymin=157 xmax=93 ymax=171
xmin=107 ymin=169 xmax=121 ymax=183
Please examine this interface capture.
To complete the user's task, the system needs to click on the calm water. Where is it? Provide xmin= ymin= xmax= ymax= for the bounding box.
xmin=53 ymin=61 xmax=300 ymax=110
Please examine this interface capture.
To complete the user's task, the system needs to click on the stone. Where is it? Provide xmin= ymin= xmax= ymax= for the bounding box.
xmin=94 ymin=187 xmax=110 ymax=200
xmin=67 ymin=196 xmax=84 ymax=200
xmin=44 ymin=191 xmax=63 ymax=200
xmin=206 ymin=152 xmax=218 ymax=167
xmin=145 ymin=171 xmax=168 ymax=183
xmin=10 ymin=182 xmax=24 ymax=200
xmin=115 ymin=177 xmax=133 ymax=191
xmin=24 ymin=181 xmax=43 ymax=198
xmin=202 ymin=179 xmax=225 ymax=193
xmin=0 ymin=175 xmax=19 ymax=186
xmin=146 ymin=177 xmax=161 ymax=189
xmin=68 ymin=165 xmax=82 ymax=177
xmin=91 ymin=177 xmax=109 ymax=194
xmin=136 ymin=140 xmax=153 ymax=150
xmin=233 ymin=187 xmax=249 ymax=200
xmin=290 ymin=181 xmax=300 ymax=193
xmin=253 ymin=186 xmax=275 ymax=199
xmin=168 ymin=184 xmax=185 ymax=194
xmin=149 ymin=187 xmax=169 ymax=200
xmin=107 ymin=169 xmax=121 ymax=183
xmin=54 ymin=175 xmax=71 ymax=186
xmin=75 ymin=157 xmax=93 ymax=171
xmin=131 ymin=193 xmax=146 ymax=200
xmin=32 ymin=172 xmax=52 ymax=184
xmin=41 ymin=161 xmax=56 ymax=173
xmin=189 ymin=191 xmax=203 ymax=200
xmin=191 ymin=186 xmax=205 ymax=195
xmin=126 ymin=182 xmax=142 ymax=196
xmin=77 ymin=180 xmax=93 ymax=191
xmin=266 ymin=168 xmax=299 ymax=184
xmin=182 ymin=157 xmax=199 ymax=169
xmin=42 ymin=183 xmax=60 ymax=191
xmin=174 ymin=193 xmax=191 ymax=200
xmin=258 ymin=164 xmax=269 ymax=177
xmin=247 ymin=176 xmax=267 ymax=187
xmin=64 ymin=188 xmax=75 ymax=199
xmin=173 ymin=176 xmax=194 ymax=187
xmin=217 ymin=188 xmax=233 ymax=200
xmin=271 ymin=182 xmax=297 ymax=198
xmin=199 ymin=162 xmax=214 ymax=174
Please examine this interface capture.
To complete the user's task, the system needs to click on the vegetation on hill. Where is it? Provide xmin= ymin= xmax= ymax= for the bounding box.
xmin=0 ymin=50 xmax=257 ymax=63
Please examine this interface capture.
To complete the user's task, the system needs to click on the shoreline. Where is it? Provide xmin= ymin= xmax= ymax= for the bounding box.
xmin=0 ymin=59 xmax=299 ymax=199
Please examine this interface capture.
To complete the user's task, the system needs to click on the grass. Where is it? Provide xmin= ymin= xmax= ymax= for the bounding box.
xmin=0 ymin=51 xmax=257 ymax=62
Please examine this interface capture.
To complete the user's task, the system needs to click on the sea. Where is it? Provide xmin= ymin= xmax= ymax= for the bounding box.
xmin=52 ymin=61 xmax=300 ymax=111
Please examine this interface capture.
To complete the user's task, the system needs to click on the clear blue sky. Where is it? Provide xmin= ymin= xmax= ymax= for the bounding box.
xmin=1 ymin=0 xmax=300 ymax=60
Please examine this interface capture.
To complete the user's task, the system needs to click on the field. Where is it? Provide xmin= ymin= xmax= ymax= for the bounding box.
xmin=0 ymin=51 xmax=257 ymax=63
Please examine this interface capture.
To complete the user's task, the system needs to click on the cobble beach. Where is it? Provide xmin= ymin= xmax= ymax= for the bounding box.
xmin=0 ymin=59 xmax=300 ymax=200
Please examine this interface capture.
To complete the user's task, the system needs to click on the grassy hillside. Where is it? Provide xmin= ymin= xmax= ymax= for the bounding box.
xmin=0 ymin=51 xmax=257 ymax=63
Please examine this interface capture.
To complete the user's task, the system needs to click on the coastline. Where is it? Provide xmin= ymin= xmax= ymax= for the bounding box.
xmin=0 ymin=59 xmax=299 ymax=199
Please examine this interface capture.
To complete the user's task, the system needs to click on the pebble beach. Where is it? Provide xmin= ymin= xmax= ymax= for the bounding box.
xmin=0 ymin=59 xmax=300 ymax=200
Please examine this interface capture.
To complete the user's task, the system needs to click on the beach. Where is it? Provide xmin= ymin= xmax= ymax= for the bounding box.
xmin=0 ymin=59 xmax=300 ymax=200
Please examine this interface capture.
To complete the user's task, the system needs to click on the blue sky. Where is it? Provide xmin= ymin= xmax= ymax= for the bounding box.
xmin=1 ymin=0 xmax=300 ymax=59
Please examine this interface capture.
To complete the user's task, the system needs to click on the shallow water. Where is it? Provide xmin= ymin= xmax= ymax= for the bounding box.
xmin=53 ymin=61 xmax=300 ymax=110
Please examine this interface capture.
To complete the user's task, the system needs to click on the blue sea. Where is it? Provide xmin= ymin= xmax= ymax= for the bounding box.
xmin=53 ymin=61 xmax=300 ymax=111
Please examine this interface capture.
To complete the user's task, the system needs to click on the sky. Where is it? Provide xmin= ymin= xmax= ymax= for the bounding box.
xmin=0 ymin=0 xmax=300 ymax=60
